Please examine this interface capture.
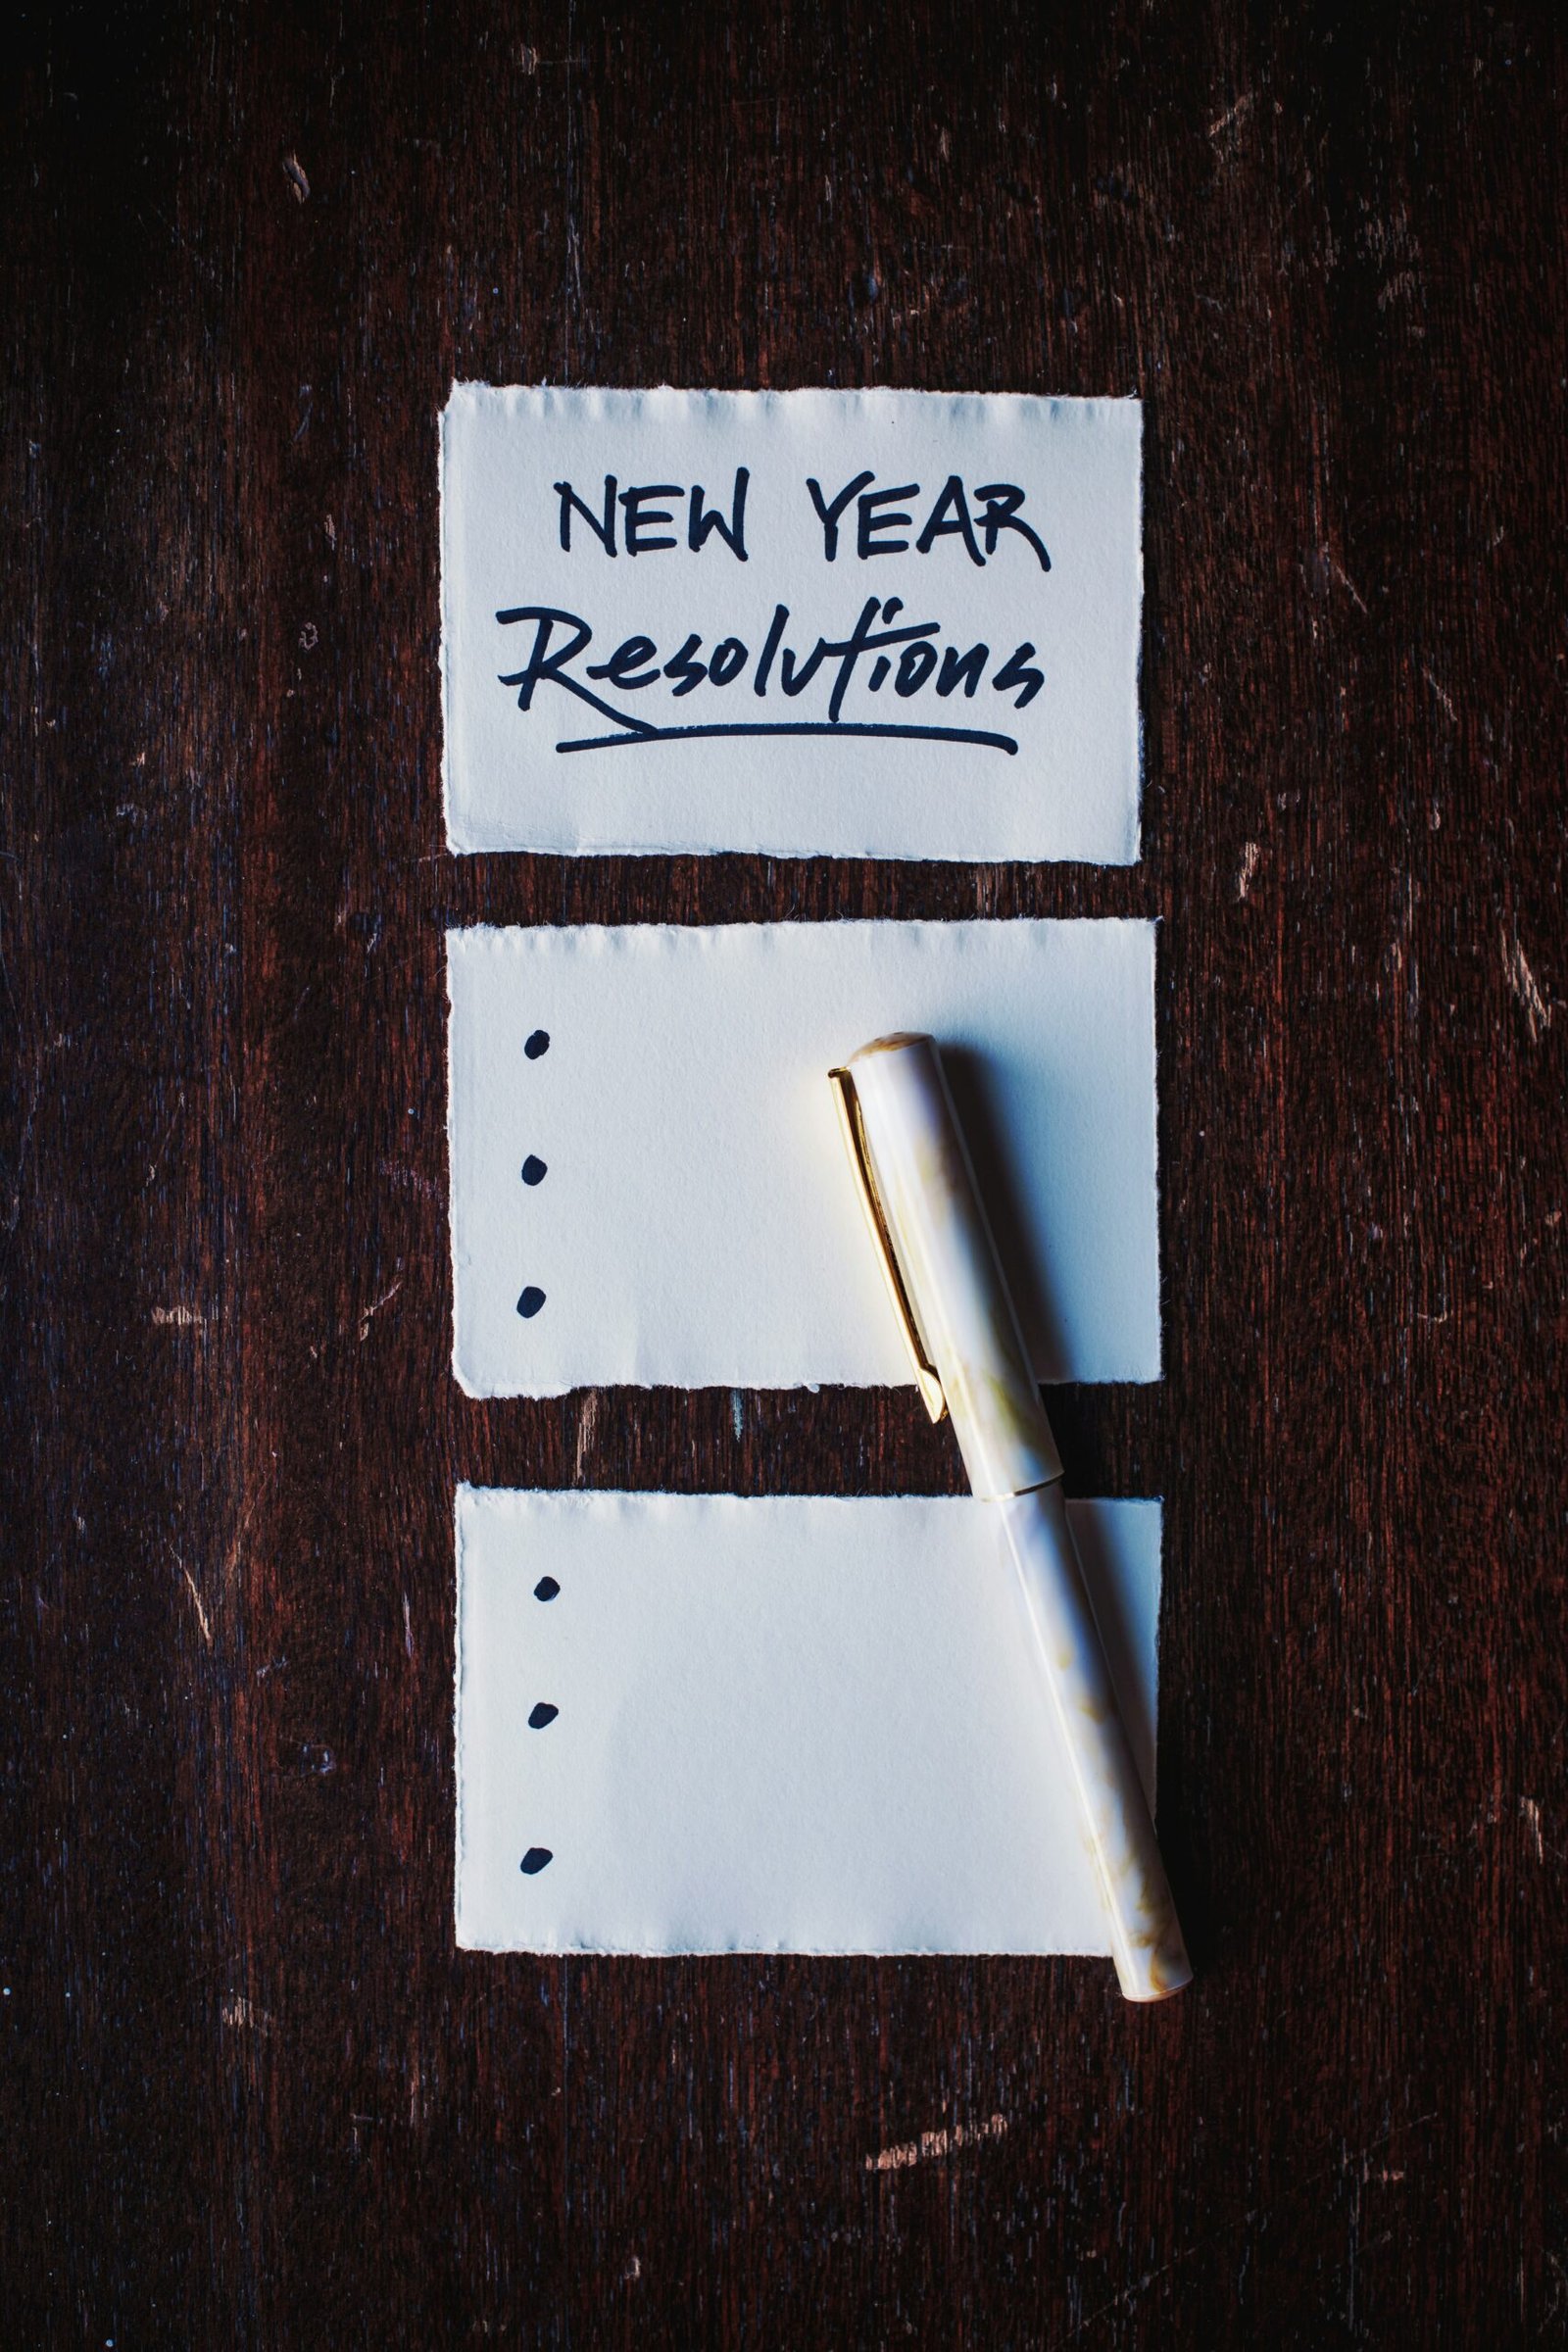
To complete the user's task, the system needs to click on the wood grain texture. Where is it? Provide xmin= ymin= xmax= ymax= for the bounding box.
xmin=2 ymin=2 xmax=1565 ymax=2342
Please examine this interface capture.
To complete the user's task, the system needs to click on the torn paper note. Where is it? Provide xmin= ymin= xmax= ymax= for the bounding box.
xmin=455 ymin=1487 xmax=1163 ymax=1956
xmin=447 ymin=919 xmax=1159 ymax=1396
xmin=441 ymin=386 xmax=1143 ymax=861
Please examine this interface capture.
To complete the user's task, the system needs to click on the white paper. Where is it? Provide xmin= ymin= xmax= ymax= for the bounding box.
xmin=448 ymin=919 xmax=1159 ymax=1396
xmin=456 ymin=1487 xmax=1162 ymax=1956
xmin=441 ymin=386 xmax=1143 ymax=862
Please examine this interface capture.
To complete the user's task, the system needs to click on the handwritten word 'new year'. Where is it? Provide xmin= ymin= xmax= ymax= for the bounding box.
xmin=553 ymin=469 xmax=1051 ymax=572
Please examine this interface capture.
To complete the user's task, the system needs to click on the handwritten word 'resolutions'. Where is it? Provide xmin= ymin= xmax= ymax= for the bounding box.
xmin=499 ymin=468 xmax=1052 ymax=757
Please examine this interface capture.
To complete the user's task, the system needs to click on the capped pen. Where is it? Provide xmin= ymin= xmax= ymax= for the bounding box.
xmin=830 ymin=1032 xmax=1191 ymax=2003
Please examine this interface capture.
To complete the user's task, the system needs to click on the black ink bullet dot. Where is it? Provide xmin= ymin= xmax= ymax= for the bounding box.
xmin=528 ymin=1702 xmax=559 ymax=1730
xmin=516 ymin=1285 xmax=546 ymax=1318
xmin=521 ymin=1154 xmax=548 ymax=1186
xmin=519 ymin=1846 xmax=553 ymax=1875
xmin=524 ymin=1029 xmax=550 ymax=1059
xmin=533 ymin=1576 xmax=560 ymax=1601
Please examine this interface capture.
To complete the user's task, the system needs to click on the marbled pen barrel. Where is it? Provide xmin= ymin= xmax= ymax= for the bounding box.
xmin=844 ymin=1034 xmax=1191 ymax=2003
xmin=998 ymin=1484 xmax=1191 ymax=2000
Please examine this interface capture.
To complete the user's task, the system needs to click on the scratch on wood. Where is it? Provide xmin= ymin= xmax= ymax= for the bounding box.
xmin=1503 ymin=934 xmax=1552 ymax=1043
xmin=1236 ymin=841 xmax=1261 ymax=900
xmin=1423 ymin=667 xmax=1457 ymax=724
xmin=221 ymin=1995 xmax=272 ymax=2034
xmin=4 ymin=1073 xmax=40 ymax=1233
xmin=222 ymin=1474 xmax=272 ymax=1593
xmin=1207 ymin=91 xmax=1254 ymax=140
xmin=174 ymin=1552 xmax=213 ymax=1647
xmin=1521 ymin=1796 xmax=1544 ymax=1861
xmin=152 ymin=1303 xmax=205 ymax=1327
xmin=865 ymin=2112 xmax=1007 ymax=2172
xmin=574 ymin=1393 xmax=599 ymax=1480
xmin=358 ymin=1277 xmax=403 ymax=1342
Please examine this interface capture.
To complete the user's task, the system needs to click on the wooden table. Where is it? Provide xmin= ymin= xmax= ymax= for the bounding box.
xmin=5 ymin=5 xmax=1563 ymax=2342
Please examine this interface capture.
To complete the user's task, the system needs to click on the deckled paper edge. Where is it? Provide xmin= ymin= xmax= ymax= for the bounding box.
xmin=444 ymin=932 xmax=476 ymax=1396
xmin=1133 ymin=393 xmax=1145 ymax=865
xmin=452 ymin=1484 xmax=1167 ymax=1959
xmin=439 ymin=395 xmax=453 ymax=849
xmin=445 ymin=381 xmax=1144 ymax=419
xmin=453 ymin=1481 xmax=468 ymax=1945
xmin=1151 ymin=911 xmax=1163 ymax=1383
xmin=438 ymin=383 xmax=1144 ymax=864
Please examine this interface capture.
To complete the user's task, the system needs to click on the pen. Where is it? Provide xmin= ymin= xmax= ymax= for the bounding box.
xmin=829 ymin=1033 xmax=1192 ymax=2002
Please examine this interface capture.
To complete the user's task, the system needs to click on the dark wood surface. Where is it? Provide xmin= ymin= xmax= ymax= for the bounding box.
xmin=4 ymin=3 xmax=1565 ymax=2342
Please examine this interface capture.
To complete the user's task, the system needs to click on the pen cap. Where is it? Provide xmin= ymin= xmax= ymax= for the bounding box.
xmin=843 ymin=1035 xmax=1062 ymax=1500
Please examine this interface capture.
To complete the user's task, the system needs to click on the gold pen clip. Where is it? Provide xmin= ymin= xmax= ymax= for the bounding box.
xmin=828 ymin=1067 xmax=948 ymax=1424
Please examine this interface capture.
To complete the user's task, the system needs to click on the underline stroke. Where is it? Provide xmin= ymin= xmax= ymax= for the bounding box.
xmin=554 ymin=720 xmax=1019 ymax=756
